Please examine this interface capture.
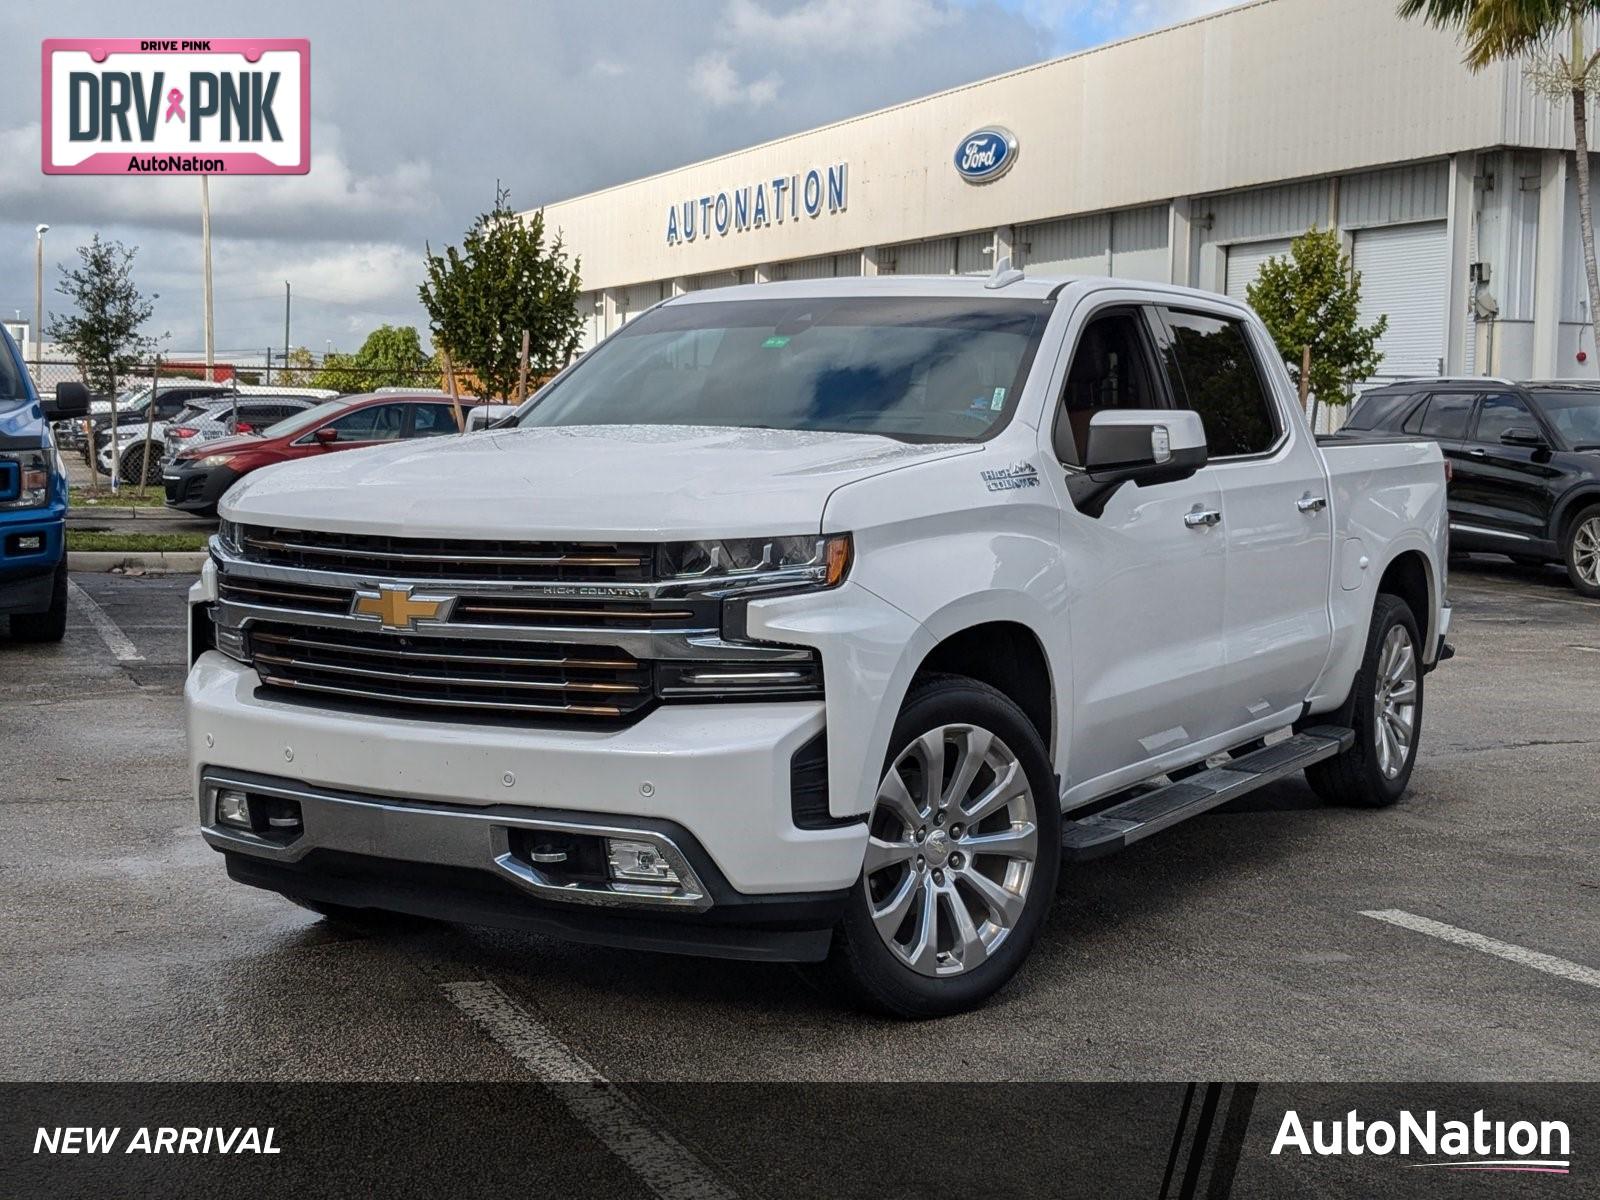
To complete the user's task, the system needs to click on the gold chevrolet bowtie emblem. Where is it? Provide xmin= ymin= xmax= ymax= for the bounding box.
xmin=351 ymin=585 xmax=454 ymax=630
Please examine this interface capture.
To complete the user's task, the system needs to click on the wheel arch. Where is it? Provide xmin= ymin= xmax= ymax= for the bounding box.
xmin=910 ymin=620 xmax=1056 ymax=760
xmin=1553 ymin=485 xmax=1600 ymax=544
xmin=1375 ymin=548 xmax=1432 ymax=647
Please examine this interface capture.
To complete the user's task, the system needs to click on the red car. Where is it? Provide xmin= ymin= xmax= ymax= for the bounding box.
xmin=163 ymin=392 xmax=483 ymax=516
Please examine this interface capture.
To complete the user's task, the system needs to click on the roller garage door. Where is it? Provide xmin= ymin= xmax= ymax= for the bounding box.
xmin=1225 ymin=239 xmax=1291 ymax=303
xmin=1353 ymin=221 xmax=1447 ymax=378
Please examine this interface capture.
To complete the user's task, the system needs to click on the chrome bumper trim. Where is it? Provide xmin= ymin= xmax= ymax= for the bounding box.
xmin=199 ymin=770 xmax=712 ymax=912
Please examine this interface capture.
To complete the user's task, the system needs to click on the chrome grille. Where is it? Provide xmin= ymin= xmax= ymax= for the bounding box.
xmin=246 ymin=623 xmax=653 ymax=721
xmin=239 ymin=525 xmax=654 ymax=583
xmin=218 ymin=575 xmax=350 ymax=614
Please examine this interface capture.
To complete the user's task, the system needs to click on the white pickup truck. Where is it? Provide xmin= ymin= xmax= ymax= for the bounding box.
xmin=186 ymin=272 xmax=1451 ymax=1017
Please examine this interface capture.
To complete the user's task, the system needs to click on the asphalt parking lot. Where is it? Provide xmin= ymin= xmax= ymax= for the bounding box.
xmin=1 ymin=557 xmax=1596 ymax=1090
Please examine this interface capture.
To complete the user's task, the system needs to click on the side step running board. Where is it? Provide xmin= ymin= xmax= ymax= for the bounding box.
xmin=1060 ymin=726 xmax=1355 ymax=862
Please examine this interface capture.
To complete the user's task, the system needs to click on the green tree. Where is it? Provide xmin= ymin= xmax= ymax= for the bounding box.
xmin=276 ymin=345 xmax=317 ymax=386
xmin=45 ymin=235 xmax=160 ymax=395
xmin=1399 ymin=0 xmax=1600 ymax=366
xmin=313 ymin=324 xmax=436 ymax=393
xmin=1246 ymin=227 xmax=1388 ymax=413
xmin=419 ymin=185 xmax=582 ymax=399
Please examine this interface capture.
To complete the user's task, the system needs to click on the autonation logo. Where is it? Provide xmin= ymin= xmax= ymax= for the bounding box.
xmin=1273 ymin=1109 xmax=1571 ymax=1175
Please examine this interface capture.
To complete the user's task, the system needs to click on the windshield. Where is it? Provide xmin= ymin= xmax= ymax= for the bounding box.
xmin=260 ymin=397 xmax=354 ymax=438
xmin=517 ymin=296 xmax=1053 ymax=443
xmin=1534 ymin=390 xmax=1600 ymax=448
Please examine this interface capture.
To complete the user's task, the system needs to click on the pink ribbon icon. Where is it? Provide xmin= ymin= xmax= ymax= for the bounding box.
xmin=164 ymin=88 xmax=185 ymax=123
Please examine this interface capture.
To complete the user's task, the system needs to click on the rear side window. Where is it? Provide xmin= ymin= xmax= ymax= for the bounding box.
xmin=1159 ymin=309 xmax=1279 ymax=457
xmin=1344 ymin=390 xmax=1417 ymax=431
xmin=1403 ymin=392 xmax=1475 ymax=441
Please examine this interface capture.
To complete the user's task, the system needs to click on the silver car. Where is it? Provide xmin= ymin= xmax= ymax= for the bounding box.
xmin=162 ymin=394 xmax=323 ymax=463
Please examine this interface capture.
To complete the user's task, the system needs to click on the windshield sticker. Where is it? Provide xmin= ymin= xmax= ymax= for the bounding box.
xmin=761 ymin=335 xmax=791 ymax=349
xmin=990 ymin=387 xmax=1006 ymax=411
xmin=981 ymin=461 xmax=1039 ymax=492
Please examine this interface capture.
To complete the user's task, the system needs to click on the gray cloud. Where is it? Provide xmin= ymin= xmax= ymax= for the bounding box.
xmin=0 ymin=0 xmax=1078 ymax=356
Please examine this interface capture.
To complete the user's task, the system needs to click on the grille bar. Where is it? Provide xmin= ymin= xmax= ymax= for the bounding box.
xmin=256 ymin=673 xmax=628 ymax=718
xmin=250 ymin=630 xmax=634 ymax=671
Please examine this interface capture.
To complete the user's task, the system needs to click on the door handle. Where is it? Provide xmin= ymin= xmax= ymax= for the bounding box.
xmin=1467 ymin=448 xmax=1487 ymax=459
xmin=1296 ymin=494 xmax=1327 ymax=514
xmin=1184 ymin=508 xmax=1222 ymax=528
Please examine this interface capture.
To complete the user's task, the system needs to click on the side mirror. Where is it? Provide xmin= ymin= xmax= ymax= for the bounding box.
xmin=1072 ymin=410 xmax=1209 ymax=518
xmin=1499 ymin=426 xmax=1547 ymax=448
xmin=44 ymin=381 xmax=90 ymax=419
xmin=313 ymin=427 xmax=339 ymax=445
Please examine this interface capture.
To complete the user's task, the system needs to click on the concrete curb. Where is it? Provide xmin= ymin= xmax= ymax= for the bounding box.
xmin=68 ymin=506 xmax=213 ymax=523
xmin=69 ymin=551 xmax=209 ymax=574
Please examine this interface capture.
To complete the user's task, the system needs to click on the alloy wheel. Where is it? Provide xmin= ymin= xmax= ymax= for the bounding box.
xmin=1372 ymin=625 xmax=1418 ymax=780
xmin=862 ymin=724 xmax=1038 ymax=978
xmin=1573 ymin=516 xmax=1600 ymax=590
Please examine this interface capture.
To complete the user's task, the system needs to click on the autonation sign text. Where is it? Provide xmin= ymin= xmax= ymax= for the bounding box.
xmin=42 ymin=38 xmax=310 ymax=175
xmin=666 ymin=164 xmax=847 ymax=246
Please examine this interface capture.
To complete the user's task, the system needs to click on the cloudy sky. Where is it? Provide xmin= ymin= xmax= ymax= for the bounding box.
xmin=1 ymin=0 xmax=1233 ymax=360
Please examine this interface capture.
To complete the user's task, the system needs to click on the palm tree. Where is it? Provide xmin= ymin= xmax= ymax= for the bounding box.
xmin=1399 ymin=0 xmax=1600 ymax=357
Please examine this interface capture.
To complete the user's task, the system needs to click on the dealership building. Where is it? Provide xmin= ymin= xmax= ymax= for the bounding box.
xmin=534 ymin=0 xmax=1600 ymax=390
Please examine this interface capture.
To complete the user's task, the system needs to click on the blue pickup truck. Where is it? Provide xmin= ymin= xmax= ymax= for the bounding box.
xmin=0 ymin=327 xmax=89 ymax=642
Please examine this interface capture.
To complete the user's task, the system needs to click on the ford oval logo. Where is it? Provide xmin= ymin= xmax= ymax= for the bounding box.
xmin=954 ymin=127 xmax=1018 ymax=184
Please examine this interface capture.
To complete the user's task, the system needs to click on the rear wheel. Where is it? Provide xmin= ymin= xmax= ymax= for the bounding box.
xmin=8 ymin=560 xmax=69 ymax=643
xmin=830 ymin=675 xmax=1060 ymax=1018
xmin=1305 ymin=593 xmax=1422 ymax=808
xmin=1563 ymin=505 xmax=1600 ymax=598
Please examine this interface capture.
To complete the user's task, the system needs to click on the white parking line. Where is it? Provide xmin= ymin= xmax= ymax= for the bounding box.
xmin=1361 ymin=909 xmax=1600 ymax=990
xmin=440 ymin=980 xmax=739 ymax=1200
xmin=67 ymin=580 xmax=144 ymax=662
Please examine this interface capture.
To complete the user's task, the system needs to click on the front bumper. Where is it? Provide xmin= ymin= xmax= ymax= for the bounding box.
xmin=0 ymin=508 xmax=65 ymax=614
xmin=187 ymin=652 xmax=867 ymax=956
xmin=164 ymin=461 xmax=239 ymax=512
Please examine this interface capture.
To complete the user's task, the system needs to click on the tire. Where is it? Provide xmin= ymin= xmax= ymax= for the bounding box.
xmin=8 ymin=560 xmax=69 ymax=643
xmin=119 ymin=443 xmax=160 ymax=486
xmin=1562 ymin=504 xmax=1600 ymax=598
xmin=1304 ymin=593 xmax=1422 ymax=808
xmin=829 ymin=674 xmax=1061 ymax=1018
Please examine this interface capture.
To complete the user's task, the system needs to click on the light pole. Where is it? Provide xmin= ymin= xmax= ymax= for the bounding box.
xmin=33 ymin=223 xmax=48 ymax=363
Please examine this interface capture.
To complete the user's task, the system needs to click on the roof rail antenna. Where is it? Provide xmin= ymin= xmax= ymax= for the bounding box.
xmin=986 ymin=255 xmax=1025 ymax=290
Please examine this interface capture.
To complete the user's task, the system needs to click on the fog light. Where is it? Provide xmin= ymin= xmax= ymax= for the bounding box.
xmin=216 ymin=788 xmax=251 ymax=829
xmin=16 ymin=534 xmax=42 ymax=552
xmin=606 ymin=839 xmax=681 ymax=886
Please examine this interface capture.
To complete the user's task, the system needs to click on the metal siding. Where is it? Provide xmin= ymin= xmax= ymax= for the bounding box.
xmin=1109 ymin=205 xmax=1170 ymax=281
xmin=1203 ymin=179 xmax=1328 ymax=244
xmin=692 ymin=270 xmax=741 ymax=291
xmin=834 ymin=253 xmax=862 ymax=277
xmin=1224 ymin=238 xmax=1292 ymax=302
xmin=956 ymin=231 xmax=994 ymax=275
xmin=886 ymin=237 xmax=957 ymax=276
xmin=1353 ymin=221 xmax=1448 ymax=377
xmin=620 ymin=281 xmax=663 ymax=322
xmin=1339 ymin=161 xmax=1449 ymax=228
xmin=1021 ymin=213 xmax=1109 ymax=277
xmin=774 ymin=255 xmax=838 ymax=281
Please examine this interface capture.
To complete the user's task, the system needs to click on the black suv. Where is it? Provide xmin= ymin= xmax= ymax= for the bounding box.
xmin=1343 ymin=378 xmax=1600 ymax=597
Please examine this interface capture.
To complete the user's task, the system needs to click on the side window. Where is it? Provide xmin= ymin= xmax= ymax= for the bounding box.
xmin=1471 ymin=393 xmax=1534 ymax=443
xmin=1159 ymin=309 xmax=1279 ymax=457
xmin=1344 ymin=389 xmax=1417 ymax=431
xmin=1403 ymin=392 xmax=1475 ymax=441
xmin=409 ymin=404 xmax=461 ymax=437
xmin=1055 ymin=309 xmax=1162 ymax=465
xmin=324 ymin=403 xmax=406 ymax=442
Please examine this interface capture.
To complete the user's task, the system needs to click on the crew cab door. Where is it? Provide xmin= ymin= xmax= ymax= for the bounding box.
xmin=1052 ymin=302 xmax=1230 ymax=794
xmin=1156 ymin=306 xmax=1333 ymax=727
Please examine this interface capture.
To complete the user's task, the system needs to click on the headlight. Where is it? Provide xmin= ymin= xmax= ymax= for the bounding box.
xmin=0 ymin=450 xmax=51 ymax=510
xmin=215 ymin=518 xmax=242 ymax=553
xmin=656 ymin=533 xmax=851 ymax=590
xmin=198 ymin=454 xmax=238 ymax=468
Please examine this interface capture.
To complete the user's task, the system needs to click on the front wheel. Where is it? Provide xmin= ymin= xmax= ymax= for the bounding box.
xmin=8 ymin=560 xmax=69 ymax=643
xmin=119 ymin=443 xmax=161 ymax=486
xmin=1563 ymin=505 xmax=1600 ymax=598
xmin=830 ymin=675 xmax=1060 ymax=1018
xmin=1305 ymin=593 xmax=1423 ymax=808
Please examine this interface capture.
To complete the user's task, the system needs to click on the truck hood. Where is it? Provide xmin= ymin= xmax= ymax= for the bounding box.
xmin=222 ymin=424 xmax=979 ymax=540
